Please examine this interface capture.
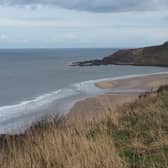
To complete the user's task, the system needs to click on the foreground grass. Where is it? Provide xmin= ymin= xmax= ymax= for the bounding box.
xmin=1 ymin=86 xmax=168 ymax=168
xmin=108 ymin=86 xmax=168 ymax=168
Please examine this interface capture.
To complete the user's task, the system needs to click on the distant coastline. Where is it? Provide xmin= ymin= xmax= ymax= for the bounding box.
xmin=71 ymin=41 xmax=168 ymax=67
xmin=66 ymin=72 xmax=168 ymax=122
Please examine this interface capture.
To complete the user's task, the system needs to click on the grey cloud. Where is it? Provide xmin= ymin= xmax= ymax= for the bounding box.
xmin=1 ymin=0 xmax=168 ymax=12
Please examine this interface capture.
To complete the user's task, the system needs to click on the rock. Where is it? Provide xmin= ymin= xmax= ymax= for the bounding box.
xmin=71 ymin=41 xmax=168 ymax=67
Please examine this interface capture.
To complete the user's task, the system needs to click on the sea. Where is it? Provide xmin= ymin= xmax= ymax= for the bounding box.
xmin=0 ymin=48 xmax=167 ymax=134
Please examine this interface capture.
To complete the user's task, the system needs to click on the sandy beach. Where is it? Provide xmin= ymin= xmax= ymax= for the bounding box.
xmin=67 ymin=73 xmax=168 ymax=122
xmin=95 ymin=73 xmax=168 ymax=90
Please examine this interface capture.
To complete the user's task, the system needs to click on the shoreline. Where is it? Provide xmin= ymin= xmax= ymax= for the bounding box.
xmin=95 ymin=72 xmax=168 ymax=90
xmin=1 ymin=76 xmax=168 ymax=168
xmin=95 ymin=71 xmax=168 ymax=88
xmin=67 ymin=72 xmax=168 ymax=122
xmin=0 ymin=71 xmax=168 ymax=134
xmin=71 ymin=42 xmax=168 ymax=67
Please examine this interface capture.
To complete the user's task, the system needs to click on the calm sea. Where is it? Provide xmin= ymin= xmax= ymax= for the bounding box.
xmin=0 ymin=48 xmax=167 ymax=134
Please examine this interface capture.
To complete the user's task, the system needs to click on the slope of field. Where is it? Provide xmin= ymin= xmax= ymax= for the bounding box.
xmin=1 ymin=86 xmax=168 ymax=168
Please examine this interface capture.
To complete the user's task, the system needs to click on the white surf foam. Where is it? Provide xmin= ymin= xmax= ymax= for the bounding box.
xmin=0 ymin=71 xmax=167 ymax=134
xmin=91 ymin=71 xmax=168 ymax=85
xmin=0 ymin=88 xmax=80 ymax=134
xmin=73 ymin=71 xmax=168 ymax=92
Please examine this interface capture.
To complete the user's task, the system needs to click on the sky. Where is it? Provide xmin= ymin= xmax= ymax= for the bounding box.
xmin=0 ymin=0 xmax=168 ymax=48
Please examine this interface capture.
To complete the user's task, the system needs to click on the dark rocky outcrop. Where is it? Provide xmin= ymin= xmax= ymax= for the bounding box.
xmin=71 ymin=42 xmax=168 ymax=67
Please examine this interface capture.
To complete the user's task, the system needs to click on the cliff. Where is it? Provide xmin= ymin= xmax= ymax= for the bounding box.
xmin=72 ymin=41 xmax=168 ymax=67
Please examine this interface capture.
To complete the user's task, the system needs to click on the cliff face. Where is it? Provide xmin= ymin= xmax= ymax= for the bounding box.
xmin=72 ymin=42 xmax=168 ymax=67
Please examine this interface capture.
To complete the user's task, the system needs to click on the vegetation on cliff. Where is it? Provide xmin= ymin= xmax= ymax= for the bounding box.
xmin=1 ymin=86 xmax=168 ymax=167
xmin=72 ymin=42 xmax=168 ymax=67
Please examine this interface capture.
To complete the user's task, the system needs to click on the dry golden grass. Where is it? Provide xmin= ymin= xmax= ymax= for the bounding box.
xmin=0 ymin=86 xmax=168 ymax=168
xmin=109 ymin=86 xmax=168 ymax=168
xmin=0 ymin=118 xmax=124 ymax=168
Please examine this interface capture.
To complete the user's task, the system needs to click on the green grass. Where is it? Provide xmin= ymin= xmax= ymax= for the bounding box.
xmin=1 ymin=86 xmax=168 ymax=167
xmin=104 ymin=87 xmax=168 ymax=168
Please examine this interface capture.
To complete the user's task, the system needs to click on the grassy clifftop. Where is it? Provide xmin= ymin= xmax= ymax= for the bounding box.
xmin=72 ymin=42 xmax=168 ymax=67
xmin=1 ymin=86 xmax=168 ymax=168
xmin=103 ymin=41 xmax=168 ymax=66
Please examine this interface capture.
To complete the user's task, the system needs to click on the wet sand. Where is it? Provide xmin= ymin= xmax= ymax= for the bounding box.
xmin=67 ymin=73 xmax=168 ymax=122
xmin=95 ymin=73 xmax=168 ymax=91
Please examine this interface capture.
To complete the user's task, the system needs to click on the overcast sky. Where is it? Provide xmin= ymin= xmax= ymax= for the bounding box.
xmin=0 ymin=0 xmax=168 ymax=48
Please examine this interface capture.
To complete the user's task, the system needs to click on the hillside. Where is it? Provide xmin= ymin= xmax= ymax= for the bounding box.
xmin=72 ymin=41 xmax=168 ymax=67
xmin=0 ymin=86 xmax=168 ymax=167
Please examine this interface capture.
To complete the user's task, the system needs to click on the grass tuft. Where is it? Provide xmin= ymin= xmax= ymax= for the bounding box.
xmin=1 ymin=86 xmax=168 ymax=167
